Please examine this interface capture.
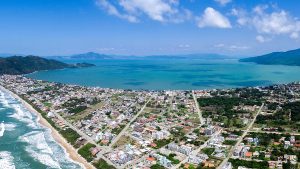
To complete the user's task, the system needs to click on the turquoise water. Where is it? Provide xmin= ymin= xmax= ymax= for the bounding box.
xmin=0 ymin=90 xmax=83 ymax=169
xmin=27 ymin=59 xmax=300 ymax=90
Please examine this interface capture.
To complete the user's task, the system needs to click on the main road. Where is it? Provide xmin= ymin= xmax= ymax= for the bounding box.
xmin=217 ymin=103 xmax=264 ymax=169
xmin=109 ymin=97 xmax=151 ymax=148
xmin=192 ymin=91 xmax=204 ymax=125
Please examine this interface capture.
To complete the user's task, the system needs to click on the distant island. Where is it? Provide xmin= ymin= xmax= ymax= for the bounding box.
xmin=50 ymin=52 xmax=113 ymax=60
xmin=0 ymin=56 xmax=95 ymax=75
xmin=240 ymin=48 xmax=300 ymax=66
xmin=49 ymin=52 xmax=238 ymax=60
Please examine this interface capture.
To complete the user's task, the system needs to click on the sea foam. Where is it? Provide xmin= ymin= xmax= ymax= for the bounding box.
xmin=0 ymin=91 xmax=10 ymax=108
xmin=0 ymin=151 xmax=16 ymax=169
xmin=1 ymin=89 xmax=81 ymax=168
xmin=19 ymin=131 xmax=61 ymax=169
xmin=9 ymin=103 xmax=38 ymax=129
xmin=0 ymin=122 xmax=5 ymax=137
xmin=4 ymin=122 xmax=17 ymax=131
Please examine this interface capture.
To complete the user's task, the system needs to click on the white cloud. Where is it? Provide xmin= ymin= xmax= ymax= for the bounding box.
xmin=228 ymin=45 xmax=249 ymax=51
xmin=119 ymin=0 xmax=173 ymax=22
xmin=231 ymin=8 xmax=248 ymax=26
xmin=96 ymin=0 xmax=191 ymax=23
xmin=290 ymin=32 xmax=299 ymax=39
xmin=96 ymin=0 xmax=138 ymax=22
xmin=214 ymin=43 xmax=225 ymax=48
xmin=252 ymin=9 xmax=300 ymax=37
xmin=214 ymin=0 xmax=232 ymax=6
xmin=253 ymin=5 xmax=268 ymax=15
xmin=214 ymin=43 xmax=250 ymax=51
xmin=232 ymin=5 xmax=300 ymax=39
xmin=98 ymin=47 xmax=115 ymax=51
xmin=256 ymin=35 xmax=269 ymax=43
xmin=178 ymin=44 xmax=190 ymax=48
xmin=197 ymin=7 xmax=232 ymax=28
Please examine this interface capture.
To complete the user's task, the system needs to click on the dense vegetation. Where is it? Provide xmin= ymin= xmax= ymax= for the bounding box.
xmin=77 ymin=143 xmax=96 ymax=162
xmin=153 ymin=138 xmax=173 ymax=149
xmin=93 ymin=159 xmax=116 ymax=169
xmin=150 ymin=164 xmax=166 ymax=169
xmin=62 ymin=98 xmax=88 ymax=114
xmin=202 ymin=148 xmax=215 ymax=155
xmin=223 ymin=140 xmax=237 ymax=145
xmin=240 ymin=48 xmax=300 ymax=66
xmin=198 ymin=96 xmax=261 ymax=128
xmin=229 ymin=159 xmax=269 ymax=169
xmin=59 ymin=128 xmax=81 ymax=145
xmin=256 ymin=101 xmax=300 ymax=131
xmin=283 ymin=101 xmax=300 ymax=121
xmin=0 ymin=56 xmax=69 ymax=74
xmin=0 ymin=55 xmax=95 ymax=75
xmin=198 ymin=96 xmax=260 ymax=110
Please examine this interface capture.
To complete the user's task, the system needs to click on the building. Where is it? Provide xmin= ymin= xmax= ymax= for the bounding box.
xmin=205 ymin=126 xmax=215 ymax=136
xmin=152 ymin=130 xmax=170 ymax=140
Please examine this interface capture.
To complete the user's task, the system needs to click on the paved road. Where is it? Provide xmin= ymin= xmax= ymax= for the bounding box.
xmin=217 ymin=103 xmax=264 ymax=169
xmin=54 ymin=97 xmax=151 ymax=168
xmin=109 ymin=97 xmax=151 ymax=148
xmin=53 ymin=112 xmax=98 ymax=145
xmin=192 ymin=91 xmax=204 ymax=125
xmin=289 ymin=87 xmax=295 ymax=96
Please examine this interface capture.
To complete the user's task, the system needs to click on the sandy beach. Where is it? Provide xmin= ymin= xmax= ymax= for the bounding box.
xmin=0 ymin=85 xmax=95 ymax=169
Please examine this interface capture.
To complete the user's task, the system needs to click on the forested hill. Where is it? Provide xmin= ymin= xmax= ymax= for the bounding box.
xmin=240 ymin=48 xmax=300 ymax=66
xmin=0 ymin=55 xmax=95 ymax=75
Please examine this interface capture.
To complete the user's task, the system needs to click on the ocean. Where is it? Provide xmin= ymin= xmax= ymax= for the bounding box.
xmin=0 ymin=89 xmax=83 ymax=169
xmin=27 ymin=59 xmax=300 ymax=90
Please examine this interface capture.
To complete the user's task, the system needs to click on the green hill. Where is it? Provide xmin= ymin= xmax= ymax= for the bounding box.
xmin=0 ymin=55 xmax=95 ymax=75
xmin=240 ymin=48 xmax=300 ymax=66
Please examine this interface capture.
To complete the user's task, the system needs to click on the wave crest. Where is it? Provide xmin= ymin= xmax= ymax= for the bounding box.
xmin=0 ymin=151 xmax=16 ymax=169
xmin=19 ymin=131 xmax=61 ymax=169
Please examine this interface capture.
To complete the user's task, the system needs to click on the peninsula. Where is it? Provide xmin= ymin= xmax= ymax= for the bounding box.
xmin=240 ymin=48 xmax=300 ymax=66
xmin=0 ymin=55 xmax=95 ymax=75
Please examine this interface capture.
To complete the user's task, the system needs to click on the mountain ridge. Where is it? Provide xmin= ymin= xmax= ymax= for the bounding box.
xmin=240 ymin=48 xmax=300 ymax=66
xmin=48 ymin=52 xmax=241 ymax=60
xmin=0 ymin=55 xmax=95 ymax=75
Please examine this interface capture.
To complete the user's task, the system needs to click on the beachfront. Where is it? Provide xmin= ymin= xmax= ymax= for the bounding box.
xmin=0 ymin=85 xmax=95 ymax=169
xmin=0 ymin=75 xmax=299 ymax=169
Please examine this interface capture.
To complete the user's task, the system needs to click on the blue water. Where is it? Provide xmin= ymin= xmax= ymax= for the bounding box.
xmin=0 ymin=90 xmax=83 ymax=169
xmin=27 ymin=59 xmax=300 ymax=90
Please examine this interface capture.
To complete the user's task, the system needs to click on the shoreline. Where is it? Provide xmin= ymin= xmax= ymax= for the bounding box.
xmin=0 ymin=85 xmax=95 ymax=169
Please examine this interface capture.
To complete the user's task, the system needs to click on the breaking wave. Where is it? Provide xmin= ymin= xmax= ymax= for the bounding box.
xmin=4 ymin=122 xmax=16 ymax=131
xmin=0 ymin=89 xmax=83 ymax=169
xmin=0 ymin=91 xmax=10 ymax=108
xmin=19 ymin=131 xmax=61 ymax=169
xmin=0 ymin=151 xmax=15 ymax=169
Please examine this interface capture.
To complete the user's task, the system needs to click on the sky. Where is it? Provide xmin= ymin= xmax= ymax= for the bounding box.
xmin=0 ymin=0 xmax=300 ymax=57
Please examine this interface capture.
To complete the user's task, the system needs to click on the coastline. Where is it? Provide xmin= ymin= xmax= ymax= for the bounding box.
xmin=0 ymin=85 xmax=95 ymax=169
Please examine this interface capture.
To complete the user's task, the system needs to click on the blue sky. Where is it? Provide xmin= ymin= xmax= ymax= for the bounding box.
xmin=0 ymin=0 xmax=299 ymax=56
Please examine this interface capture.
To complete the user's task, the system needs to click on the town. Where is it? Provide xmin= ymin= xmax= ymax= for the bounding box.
xmin=0 ymin=75 xmax=299 ymax=169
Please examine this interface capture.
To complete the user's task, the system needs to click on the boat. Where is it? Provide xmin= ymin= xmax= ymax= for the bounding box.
xmin=0 ymin=122 xmax=5 ymax=137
